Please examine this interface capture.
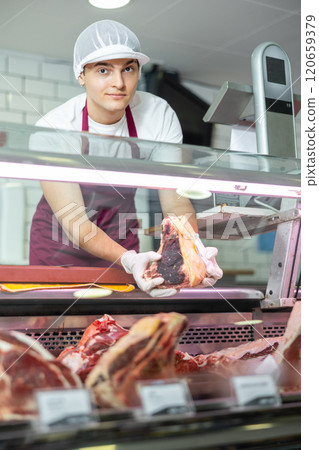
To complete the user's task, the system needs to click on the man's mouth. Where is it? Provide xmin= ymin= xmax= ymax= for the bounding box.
xmin=107 ymin=93 xmax=126 ymax=99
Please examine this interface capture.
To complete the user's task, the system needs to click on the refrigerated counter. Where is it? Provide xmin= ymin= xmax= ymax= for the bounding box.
xmin=0 ymin=121 xmax=301 ymax=449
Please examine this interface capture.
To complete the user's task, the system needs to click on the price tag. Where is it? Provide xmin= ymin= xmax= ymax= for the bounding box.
xmin=231 ymin=375 xmax=281 ymax=407
xmin=35 ymin=388 xmax=94 ymax=430
xmin=137 ymin=379 xmax=195 ymax=417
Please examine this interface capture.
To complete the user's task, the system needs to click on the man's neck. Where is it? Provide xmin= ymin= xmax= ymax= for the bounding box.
xmin=86 ymin=99 xmax=125 ymax=125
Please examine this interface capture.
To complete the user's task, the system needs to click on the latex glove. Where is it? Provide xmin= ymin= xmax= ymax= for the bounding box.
xmin=121 ymin=250 xmax=177 ymax=297
xmin=194 ymin=237 xmax=223 ymax=287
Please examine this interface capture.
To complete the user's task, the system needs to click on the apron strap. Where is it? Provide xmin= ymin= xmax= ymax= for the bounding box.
xmin=81 ymin=100 xmax=140 ymax=158
xmin=125 ymin=104 xmax=137 ymax=138
xmin=81 ymin=100 xmax=90 ymax=155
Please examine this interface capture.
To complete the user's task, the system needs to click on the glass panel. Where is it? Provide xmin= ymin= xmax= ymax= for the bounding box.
xmin=0 ymin=121 xmax=301 ymax=192
xmin=0 ymin=121 xmax=300 ymax=286
xmin=0 ymin=175 xmax=291 ymax=287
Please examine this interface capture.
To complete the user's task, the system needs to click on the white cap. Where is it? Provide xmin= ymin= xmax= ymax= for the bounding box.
xmin=73 ymin=20 xmax=150 ymax=79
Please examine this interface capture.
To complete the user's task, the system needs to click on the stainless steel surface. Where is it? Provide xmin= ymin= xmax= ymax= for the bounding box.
xmin=251 ymin=42 xmax=297 ymax=158
xmin=176 ymin=287 xmax=265 ymax=300
xmin=203 ymin=81 xmax=301 ymax=126
xmin=197 ymin=205 xmax=300 ymax=240
xmin=262 ymin=198 xmax=301 ymax=308
xmin=203 ymin=81 xmax=254 ymax=125
xmin=0 ymin=286 xmax=265 ymax=300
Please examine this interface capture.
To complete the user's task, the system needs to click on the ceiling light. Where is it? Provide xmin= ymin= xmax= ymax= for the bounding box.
xmin=88 ymin=0 xmax=131 ymax=9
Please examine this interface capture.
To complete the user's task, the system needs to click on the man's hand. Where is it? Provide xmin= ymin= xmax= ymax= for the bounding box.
xmin=194 ymin=238 xmax=223 ymax=287
xmin=121 ymin=250 xmax=177 ymax=297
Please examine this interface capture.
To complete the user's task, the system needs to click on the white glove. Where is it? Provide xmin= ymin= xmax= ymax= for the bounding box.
xmin=121 ymin=250 xmax=177 ymax=297
xmin=194 ymin=238 xmax=223 ymax=287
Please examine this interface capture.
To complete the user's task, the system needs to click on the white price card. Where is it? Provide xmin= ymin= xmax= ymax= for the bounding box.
xmin=231 ymin=375 xmax=281 ymax=407
xmin=137 ymin=378 xmax=195 ymax=417
xmin=35 ymin=388 xmax=94 ymax=430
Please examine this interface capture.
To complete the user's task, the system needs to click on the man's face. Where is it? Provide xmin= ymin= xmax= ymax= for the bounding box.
xmin=79 ymin=58 xmax=139 ymax=124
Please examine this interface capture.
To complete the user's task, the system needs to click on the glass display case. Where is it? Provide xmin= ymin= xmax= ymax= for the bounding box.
xmin=0 ymin=121 xmax=301 ymax=449
xmin=0 ymin=121 xmax=300 ymax=303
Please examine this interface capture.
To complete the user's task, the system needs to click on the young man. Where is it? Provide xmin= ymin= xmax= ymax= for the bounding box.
xmin=29 ymin=20 xmax=222 ymax=296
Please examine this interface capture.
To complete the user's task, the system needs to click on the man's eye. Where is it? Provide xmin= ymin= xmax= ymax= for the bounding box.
xmin=98 ymin=68 xmax=108 ymax=74
xmin=124 ymin=66 xmax=134 ymax=72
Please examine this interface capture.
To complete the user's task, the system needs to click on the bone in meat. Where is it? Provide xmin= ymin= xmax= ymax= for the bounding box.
xmin=57 ymin=314 xmax=128 ymax=382
xmin=0 ymin=331 xmax=81 ymax=421
xmin=86 ymin=312 xmax=188 ymax=408
xmin=144 ymin=216 xmax=206 ymax=289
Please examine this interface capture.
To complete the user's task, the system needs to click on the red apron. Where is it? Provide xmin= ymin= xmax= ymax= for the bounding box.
xmin=29 ymin=103 xmax=140 ymax=267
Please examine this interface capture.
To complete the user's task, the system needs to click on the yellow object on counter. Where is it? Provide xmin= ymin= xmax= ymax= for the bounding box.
xmin=0 ymin=283 xmax=135 ymax=293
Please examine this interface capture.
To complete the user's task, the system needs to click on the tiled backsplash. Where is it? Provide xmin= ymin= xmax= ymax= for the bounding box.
xmin=0 ymin=49 xmax=83 ymax=125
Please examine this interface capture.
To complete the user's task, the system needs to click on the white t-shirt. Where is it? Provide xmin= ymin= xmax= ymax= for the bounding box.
xmin=30 ymin=91 xmax=183 ymax=162
xmin=36 ymin=91 xmax=182 ymax=143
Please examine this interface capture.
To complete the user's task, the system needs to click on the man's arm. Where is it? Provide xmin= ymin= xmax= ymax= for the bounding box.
xmin=40 ymin=181 xmax=127 ymax=265
xmin=158 ymin=190 xmax=198 ymax=232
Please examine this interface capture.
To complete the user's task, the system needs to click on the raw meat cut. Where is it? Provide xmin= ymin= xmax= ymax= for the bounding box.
xmin=86 ymin=312 xmax=188 ymax=408
xmin=273 ymin=301 xmax=301 ymax=390
xmin=273 ymin=301 xmax=301 ymax=365
xmin=202 ymin=337 xmax=282 ymax=379
xmin=194 ymin=336 xmax=282 ymax=368
xmin=57 ymin=314 xmax=128 ymax=381
xmin=174 ymin=337 xmax=281 ymax=377
xmin=174 ymin=350 xmax=200 ymax=374
xmin=0 ymin=330 xmax=81 ymax=421
xmin=144 ymin=216 xmax=206 ymax=289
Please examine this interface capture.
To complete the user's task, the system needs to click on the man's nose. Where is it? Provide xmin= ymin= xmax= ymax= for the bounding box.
xmin=112 ymin=71 xmax=124 ymax=89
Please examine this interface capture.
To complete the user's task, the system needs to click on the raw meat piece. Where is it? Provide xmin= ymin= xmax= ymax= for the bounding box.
xmin=174 ymin=337 xmax=281 ymax=377
xmin=0 ymin=330 xmax=81 ymax=421
xmin=57 ymin=314 xmax=128 ymax=381
xmin=273 ymin=302 xmax=301 ymax=365
xmin=273 ymin=301 xmax=301 ymax=390
xmin=174 ymin=350 xmax=199 ymax=374
xmin=144 ymin=216 xmax=206 ymax=289
xmin=195 ymin=336 xmax=282 ymax=368
xmin=86 ymin=312 xmax=188 ymax=408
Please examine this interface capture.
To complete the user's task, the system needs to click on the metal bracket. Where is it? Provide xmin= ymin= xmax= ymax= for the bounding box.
xmin=261 ymin=199 xmax=301 ymax=309
xmin=203 ymin=81 xmax=301 ymax=126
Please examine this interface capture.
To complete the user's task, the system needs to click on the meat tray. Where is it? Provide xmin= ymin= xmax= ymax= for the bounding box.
xmin=0 ymin=305 xmax=301 ymax=449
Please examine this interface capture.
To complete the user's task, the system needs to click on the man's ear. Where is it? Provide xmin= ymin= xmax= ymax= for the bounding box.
xmin=78 ymin=73 xmax=85 ymax=87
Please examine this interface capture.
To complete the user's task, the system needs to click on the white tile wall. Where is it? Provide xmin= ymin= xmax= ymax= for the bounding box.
xmin=0 ymin=55 xmax=5 ymax=72
xmin=41 ymin=97 xmax=65 ymax=113
xmin=57 ymin=82 xmax=83 ymax=100
xmin=25 ymin=78 xmax=56 ymax=97
xmin=42 ymin=61 xmax=73 ymax=82
xmin=25 ymin=112 xmax=43 ymax=125
xmin=8 ymin=56 xmax=40 ymax=78
xmin=0 ymin=92 xmax=5 ymax=108
xmin=0 ymin=49 xmax=80 ymax=125
xmin=0 ymin=110 xmax=24 ymax=124
xmin=0 ymin=73 xmax=23 ymax=92
xmin=8 ymin=92 xmax=41 ymax=114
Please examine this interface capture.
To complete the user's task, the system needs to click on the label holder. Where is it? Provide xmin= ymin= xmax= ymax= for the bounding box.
xmin=231 ymin=374 xmax=282 ymax=407
xmin=34 ymin=387 xmax=96 ymax=432
xmin=135 ymin=378 xmax=195 ymax=419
